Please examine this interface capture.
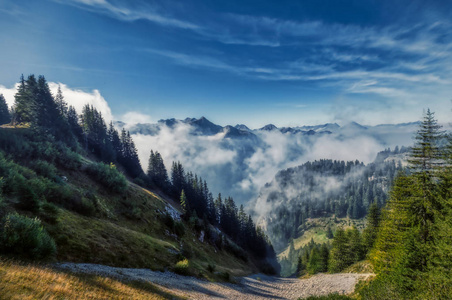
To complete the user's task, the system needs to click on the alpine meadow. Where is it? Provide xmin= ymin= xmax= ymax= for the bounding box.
xmin=0 ymin=1 xmax=451 ymax=299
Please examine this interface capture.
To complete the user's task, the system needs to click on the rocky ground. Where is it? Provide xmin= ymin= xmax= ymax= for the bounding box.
xmin=55 ymin=263 xmax=373 ymax=299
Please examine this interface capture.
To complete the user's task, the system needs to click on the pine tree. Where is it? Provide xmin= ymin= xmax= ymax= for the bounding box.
xmin=362 ymin=203 xmax=381 ymax=253
xmin=14 ymin=74 xmax=37 ymax=124
xmin=54 ymin=85 xmax=68 ymax=117
xmin=307 ymin=246 xmax=321 ymax=274
xmin=296 ymin=255 xmax=303 ymax=276
xmin=328 ymin=228 xmax=349 ymax=272
xmin=67 ymin=105 xmax=82 ymax=138
xmin=171 ymin=161 xmax=185 ymax=196
xmin=0 ymin=94 xmax=11 ymax=125
xmin=409 ymin=109 xmax=444 ymax=174
xmin=319 ymin=243 xmax=329 ymax=272
xmin=180 ymin=190 xmax=187 ymax=214
xmin=326 ymin=225 xmax=334 ymax=239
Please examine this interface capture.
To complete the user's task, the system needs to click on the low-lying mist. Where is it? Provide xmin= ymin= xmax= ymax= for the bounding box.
xmin=126 ymin=119 xmax=418 ymax=208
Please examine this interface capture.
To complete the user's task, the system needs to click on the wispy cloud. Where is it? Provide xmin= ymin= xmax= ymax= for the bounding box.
xmin=54 ymin=0 xmax=200 ymax=30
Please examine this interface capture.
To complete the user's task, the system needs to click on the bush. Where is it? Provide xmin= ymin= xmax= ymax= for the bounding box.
xmin=56 ymin=145 xmax=82 ymax=170
xmin=174 ymin=221 xmax=185 ymax=237
xmin=86 ymin=162 xmax=128 ymax=193
xmin=220 ymin=271 xmax=231 ymax=282
xmin=173 ymin=259 xmax=190 ymax=275
xmin=79 ymin=197 xmax=97 ymax=216
xmin=17 ymin=184 xmax=41 ymax=213
xmin=30 ymin=160 xmax=58 ymax=180
xmin=40 ymin=202 xmax=60 ymax=224
xmin=224 ymin=239 xmax=248 ymax=262
xmin=207 ymin=264 xmax=216 ymax=273
xmin=0 ymin=213 xmax=56 ymax=259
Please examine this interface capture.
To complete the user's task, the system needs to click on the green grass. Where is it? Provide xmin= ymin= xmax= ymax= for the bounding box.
xmin=0 ymin=127 xmax=258 ymax=283
xmin=279 ymin=217 xmax=366 ymax=259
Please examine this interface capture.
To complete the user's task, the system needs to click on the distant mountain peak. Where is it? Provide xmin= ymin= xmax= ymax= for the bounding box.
xmin=235 ymin=124 xmax=251 ymax=132
xmin=260 ymin=124 xmax=278 ymax=131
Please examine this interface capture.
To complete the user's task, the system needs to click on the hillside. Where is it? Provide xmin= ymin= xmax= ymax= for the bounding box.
xmin=0 ymin=126 xmax=275 ymax=279
xmin=249 ymin=149 xmax=408 ymax=276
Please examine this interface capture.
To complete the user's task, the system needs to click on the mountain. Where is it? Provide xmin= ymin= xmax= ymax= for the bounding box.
xmin=185 ymin=116 xmax=224 ymax=135
xmin=0 ymin=76 xmax=280 ymax=280
xmin=235 ymin=124 xmax=252 ymax=132
xmin=117 ymin=116 xmax=420 ymax=207
xmin=249 ymin=148 xmax=408 ymax=276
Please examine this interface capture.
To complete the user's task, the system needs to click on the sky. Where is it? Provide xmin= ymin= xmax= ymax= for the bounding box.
xmin=0 ymin=0 xmax=451 ymax=128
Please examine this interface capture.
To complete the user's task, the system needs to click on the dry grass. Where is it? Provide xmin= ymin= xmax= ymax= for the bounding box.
xmin=342 ymin=260 xmax=374 ymax=274
xmin=0 ymin=259 xmax=185 ymax=300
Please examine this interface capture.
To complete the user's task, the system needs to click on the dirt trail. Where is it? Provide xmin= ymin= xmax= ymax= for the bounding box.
xmin=55 ymin=263 xmax=372 ymax=299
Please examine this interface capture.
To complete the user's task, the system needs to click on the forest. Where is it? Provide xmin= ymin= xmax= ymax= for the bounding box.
xmin=256 ymin=148 xmax=408 ymax=252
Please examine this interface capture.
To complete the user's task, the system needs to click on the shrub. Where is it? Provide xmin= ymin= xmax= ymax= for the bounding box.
xmin=174 ymin=221 xmax=185 ymax=237
xmin=40 ymin=202 xmax=60 ymax=224
xmin=0 ymin=213 xmax=56 ymax=259
xmin=86 ymin=162 xmax=128 ymax=193
xmin=220 ymin=271 xmax=231 ymax=282
xmin=181 ymin=244 xmax=193 ymax=259
xmin=30 ymin=160 xmax=57 ymax=180
xmin=17 ymin=184 xmax=41 ymax=213
xmin=173 ymin=259 xmax=190 ymax=275
xmin=79 ymin=197 xmax=97 ymax=216
xmin=224 ymin=239 xmax=248 ymax=262
xmin=56 ymin=145 xmax=82 ymax=170
xmin=207 ymin=264 xmax=216 ymax=273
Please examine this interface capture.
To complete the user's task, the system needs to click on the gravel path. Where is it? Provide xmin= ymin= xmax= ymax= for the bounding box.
xmin=55 ymin=263 xmax=373 ymax=299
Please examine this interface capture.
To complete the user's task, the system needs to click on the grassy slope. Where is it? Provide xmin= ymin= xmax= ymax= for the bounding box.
xmin=0 ymin=259 xmax=184 ymax=300
xmin=0 ymin=127 xmax=257 ymax=280
xmin=278 ymin=217 xmax=366 ymax=260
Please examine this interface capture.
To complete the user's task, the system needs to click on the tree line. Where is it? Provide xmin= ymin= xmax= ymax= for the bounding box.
xmin=280 ymin=203 xmax=381 ymax=277
xmin=146 ymin=150 xmax=277 ymax=263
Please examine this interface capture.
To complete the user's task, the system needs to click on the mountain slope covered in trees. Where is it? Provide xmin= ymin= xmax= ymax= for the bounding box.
xmin=251 ymin=148 xmax=408 ymax=250
xmin=0 ymin=74 xmax=279 ymax=280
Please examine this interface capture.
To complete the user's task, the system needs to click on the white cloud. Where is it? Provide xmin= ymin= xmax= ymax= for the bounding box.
xmin=0 ymin=84 xmax=17 ymax=108
xmin=120 ymin=111 xmax=153 ymax=126
xmin=57 ymin=0 xmax=199 ymax=30
xmin=48 ymin=82 xmax=113 ymax=123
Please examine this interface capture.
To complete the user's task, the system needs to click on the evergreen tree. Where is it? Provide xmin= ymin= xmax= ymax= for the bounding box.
xmin=329 ymin=228 xmax=350 ymax=272
xmin=409 ymin=109 xmax=444 ymax=174
xmin=180 ymin=190 xmax=187 ymax=214
xmin=362 ymin=203 xmax=381 ymax=252
xmin=14 ymin=74 xmax=37 ymax=124
xmin=67 ymin=105 xmax=82 ymax=138
xmin=307 ymin=246 xmax=322 ymax=274
xmin=363 ymin=112 xmax=451 ymax=298
xmin=326 ymin=225 xmax=334 ymax=239
xmin=0 ymin=94 xmax=11 ymax=124
xmin=296 ymin=255 xmax=303 ymax=276
xmin=171 ymin=161 xmax=185 ymax=196
xmin=54 ymin=85 xmax=68 ymax=117
xmin=147 ymin=150 xmax=170 ymax=190
xmin=319 ymin=243 xmax=330 ymax=272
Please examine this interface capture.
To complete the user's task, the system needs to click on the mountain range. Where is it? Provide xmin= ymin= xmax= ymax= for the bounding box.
xmin=115 ymin=116 xmax=424 ymax=207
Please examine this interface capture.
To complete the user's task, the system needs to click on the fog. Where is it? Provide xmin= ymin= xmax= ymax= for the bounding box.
xmin=127 ymin=119 xmax=417 ymax=207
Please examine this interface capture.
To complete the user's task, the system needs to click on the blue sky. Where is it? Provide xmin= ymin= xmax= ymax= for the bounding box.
xmin=0 ymin=0 xmax=451 ymax=127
